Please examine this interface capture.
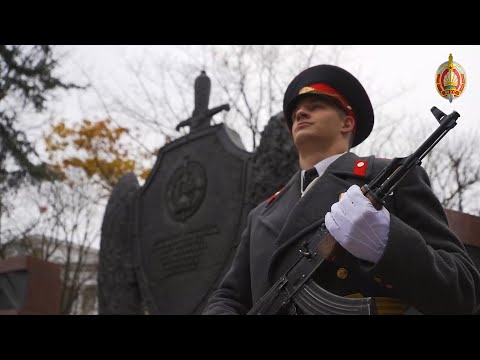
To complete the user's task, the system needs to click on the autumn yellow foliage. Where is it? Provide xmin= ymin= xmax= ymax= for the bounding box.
xmin=44 ymin=119 xmax=152 ymax=190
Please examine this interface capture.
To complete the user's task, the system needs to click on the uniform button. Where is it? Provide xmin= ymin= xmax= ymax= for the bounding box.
xmin=385 ymin=283 xmax=393 ymax=289
xmin=336 ymin=267 xmax=348 ymax=280
xmin=374 ymin=276 xmax=382 ymax=283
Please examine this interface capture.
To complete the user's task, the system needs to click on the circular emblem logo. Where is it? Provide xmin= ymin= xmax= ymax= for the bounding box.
xmin=166 ymin=161 xmax=207 ymax=222
xmin=435 ymin=54 xmax=466 ymax=103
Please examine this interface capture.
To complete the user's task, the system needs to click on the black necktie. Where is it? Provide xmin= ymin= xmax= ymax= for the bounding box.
xmin=302 ymin=168 xmax=319 ymax=192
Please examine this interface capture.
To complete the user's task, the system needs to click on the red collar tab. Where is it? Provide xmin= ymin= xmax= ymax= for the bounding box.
xmin=353 ymin=160 xmax=367 ymax=177
xmin=267 ymin=187 xmax=284 ymax=205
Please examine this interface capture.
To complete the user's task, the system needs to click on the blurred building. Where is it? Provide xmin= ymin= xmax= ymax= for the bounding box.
xmin=3 ymin=234 xmax=99 ymax=315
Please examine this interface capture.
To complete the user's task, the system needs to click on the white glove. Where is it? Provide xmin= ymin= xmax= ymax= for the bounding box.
xmin=324 ymin=184 xmax=390 ymax=264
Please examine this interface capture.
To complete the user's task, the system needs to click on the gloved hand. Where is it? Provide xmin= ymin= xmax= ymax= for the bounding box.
xmin=325 ymin=184 xmax=390 ymax=264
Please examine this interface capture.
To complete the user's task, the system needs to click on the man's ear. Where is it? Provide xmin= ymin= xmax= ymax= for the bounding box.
xmin=341 ymin=115 xmax=355 ymax=135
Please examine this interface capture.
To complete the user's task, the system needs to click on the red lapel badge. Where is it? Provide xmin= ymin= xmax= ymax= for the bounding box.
xmin=267 ymin=187 xmax=284 ymax=205
xmin=353 ymin=160 xmax=367 ymax=177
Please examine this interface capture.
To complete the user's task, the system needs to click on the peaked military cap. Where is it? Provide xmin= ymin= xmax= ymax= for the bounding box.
xmin=283 ymin=64 xmax=374 ymax=147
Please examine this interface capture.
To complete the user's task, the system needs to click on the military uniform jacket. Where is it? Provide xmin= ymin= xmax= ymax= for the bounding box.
xmin=203 ymin=152 xmax=480 ymax=315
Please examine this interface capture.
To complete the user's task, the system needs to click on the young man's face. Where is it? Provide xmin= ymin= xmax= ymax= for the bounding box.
xmin=291 ymin=94 xmax=352 ymax=149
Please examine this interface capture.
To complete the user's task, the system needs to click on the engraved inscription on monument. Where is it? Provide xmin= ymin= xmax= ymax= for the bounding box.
xmin=166 ymin=160 xmax=207 ymax=222
xmin=153 ymin=225 xmax=219 ymax=280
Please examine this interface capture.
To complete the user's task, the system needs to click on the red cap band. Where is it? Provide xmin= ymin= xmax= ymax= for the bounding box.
xmin=298 ymin=83 xmax=355 ymax=119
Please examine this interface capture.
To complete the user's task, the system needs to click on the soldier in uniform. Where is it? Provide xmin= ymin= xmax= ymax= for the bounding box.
xmin=203 ymin=64 xmax=480 ymax=315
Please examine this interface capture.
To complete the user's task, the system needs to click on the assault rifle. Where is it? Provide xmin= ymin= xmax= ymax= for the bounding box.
xmin=247 ymin=106 xmax=460 ymax=315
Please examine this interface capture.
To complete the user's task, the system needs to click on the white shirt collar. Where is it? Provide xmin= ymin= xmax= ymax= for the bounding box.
xmin=300 ymin=152 xmax=347 ymax=196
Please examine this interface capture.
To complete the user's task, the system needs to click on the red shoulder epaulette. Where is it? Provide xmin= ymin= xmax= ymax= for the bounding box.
xmin=353 ymin=160 xmax=368 ymax=177
xmin=266 ymin=186 xmax=285 ymax=206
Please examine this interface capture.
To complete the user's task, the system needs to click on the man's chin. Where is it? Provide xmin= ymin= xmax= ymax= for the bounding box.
xmin=293 ymin=131 xmax=319 ymax=147
xmin=293 ymin=127 xmax=312 ymax=139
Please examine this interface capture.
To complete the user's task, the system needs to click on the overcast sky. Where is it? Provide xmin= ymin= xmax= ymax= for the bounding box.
xmin=59 ymin=45 xmax=479 ymax=116
xmin=46 ymin=45 xmax=480 ymax=154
